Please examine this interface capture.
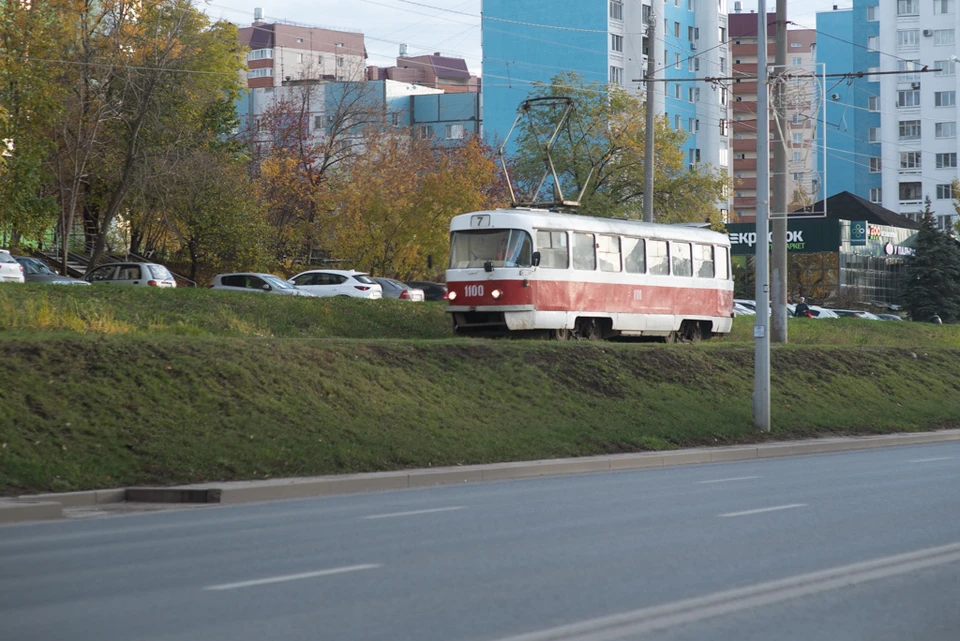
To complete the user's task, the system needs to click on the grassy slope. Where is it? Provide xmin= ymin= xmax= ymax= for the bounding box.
xmin=2 ymin=336 xmax=959 ymax=494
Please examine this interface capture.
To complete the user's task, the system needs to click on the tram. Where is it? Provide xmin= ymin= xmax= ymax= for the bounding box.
xmin=445 ymin=209 xmax=734 ymax=341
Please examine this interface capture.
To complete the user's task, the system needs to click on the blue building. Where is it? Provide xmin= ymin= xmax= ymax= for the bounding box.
xmin=816 ymin=2 xmax=882 ymax=205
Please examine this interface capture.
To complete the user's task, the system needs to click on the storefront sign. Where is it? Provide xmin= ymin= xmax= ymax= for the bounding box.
xmin=851 ymin=221 xmax=867 ymax=246
xmin=726 ymin=219 xmax=842 ymax=255
xmin=884 ymin=242 xmax=915 ymax=256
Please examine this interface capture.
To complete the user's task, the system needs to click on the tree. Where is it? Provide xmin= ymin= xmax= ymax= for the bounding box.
xmin=326 ymin=134 xmax=505 ymax=279
xmin=509 ymin=71 xmax=728 ymax=225
xmin=903 ymin=197 xmax=960 ymax=323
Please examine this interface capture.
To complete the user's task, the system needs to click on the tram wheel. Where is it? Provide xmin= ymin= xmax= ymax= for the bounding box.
xmin=575 ymin=319 xmax=603 ymax=341
xmin=550 ymin=328 xmax=571 ymax=341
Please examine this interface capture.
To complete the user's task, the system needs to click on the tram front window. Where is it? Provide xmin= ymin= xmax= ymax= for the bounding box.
xmin=449 ymin=229 xmax=533 ymax=269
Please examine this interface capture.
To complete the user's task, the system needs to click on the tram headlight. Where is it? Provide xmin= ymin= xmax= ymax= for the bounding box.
xmin=447 ymin=290 xmax=457 ymax=301
xmin=491 ymin=289 xmax=502 ymax=299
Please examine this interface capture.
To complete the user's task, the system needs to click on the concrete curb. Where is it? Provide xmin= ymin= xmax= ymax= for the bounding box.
xmin=4 ymin=429 xmax=960 ymax=523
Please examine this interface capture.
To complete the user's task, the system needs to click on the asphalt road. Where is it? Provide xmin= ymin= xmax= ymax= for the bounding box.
xmin=2 ymin=442 xmax=960 ymax=641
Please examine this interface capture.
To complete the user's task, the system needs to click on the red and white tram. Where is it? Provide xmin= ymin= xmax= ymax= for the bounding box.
xmin=445 ymin=209 xmax=734 ymax=340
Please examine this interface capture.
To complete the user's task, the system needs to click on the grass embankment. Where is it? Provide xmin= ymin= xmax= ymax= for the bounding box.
xmin=2 ymin=335 xmax=959 ymax=495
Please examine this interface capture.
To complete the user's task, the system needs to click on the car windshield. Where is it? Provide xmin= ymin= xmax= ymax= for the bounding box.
xmin=148 ymin=264 xmax=174 ymax=280
xmin=449 ymin=229 xmax=533 ymax=269
xmin=20 ymin=259 xmax=55 ymax=275
xmin=0 ymin=252 xmax=16 ymax=264
xmin=353 ymin=274 xmax=376 ymax=284
xmin=263 ymin=275 xmax=293 ymax=289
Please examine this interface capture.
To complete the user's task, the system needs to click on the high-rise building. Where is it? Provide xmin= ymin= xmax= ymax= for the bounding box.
xmin=368 ymin=52 xmax=480 ymax=94
xmin=728 ymin=11 xmax=816 ymax=223
xmin=481 ymin=0 xmax=731 ymax=218
xmin=815 ymin=2 xmax=882 ymax=209
xmin=876 ymin=0 xmax=960 ymax=230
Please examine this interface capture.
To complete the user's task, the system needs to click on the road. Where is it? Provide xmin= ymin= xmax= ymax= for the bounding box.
xmin=2 ymin=442 xmax=960 ymax=641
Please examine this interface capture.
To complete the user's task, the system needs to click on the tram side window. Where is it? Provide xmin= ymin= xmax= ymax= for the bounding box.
xmin=573 ymin=233 xmax=596 ymax=271
xmin=598 ymin=235 xmax=621 ymax=272
xmin=535 ymin=230 xmax=569 ymax=269
xmin=694 ymin=244 xmax=715 ymax=278
xmin=716 ymin=246 xmax=730 ymax=279
xmin=622 ymin=237 xmax=646 ymax=273
xmin=672 ymin=242 xmax=693 ymax=277
xmin=648 ymin=239 xmax=669 ymax=275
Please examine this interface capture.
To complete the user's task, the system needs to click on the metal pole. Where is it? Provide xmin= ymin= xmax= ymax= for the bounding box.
xmin=754 ymin=0 xmax=771 ymax=432
xmin=643 ymin=14 xmax=656 ymax=224
xmin=771 ymin=0 xmax=788 ymax=343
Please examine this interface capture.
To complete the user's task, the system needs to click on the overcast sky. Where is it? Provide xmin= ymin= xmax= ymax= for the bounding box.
xmin=201 ymin=0 xmax=849 ymax=75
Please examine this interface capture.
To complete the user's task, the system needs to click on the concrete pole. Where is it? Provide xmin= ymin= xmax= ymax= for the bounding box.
xmin=643 ymin=15 xmax=656 ymax=224
xmin=754 ymin=0 xmax=771 ymax=432
xmin=771 ymin=0 xmax=789 ymax=343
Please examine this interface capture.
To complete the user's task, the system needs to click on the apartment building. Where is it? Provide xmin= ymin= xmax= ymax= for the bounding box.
xmin=877 ymin=0 xmax=960 ymax=230
xmin=368 ymin=49 xmax=480 ymax=93
xmin=728 ymin=11 xmax=816 ymax=223
xmin=481 ymin=0 xmax=731 ymax=219
xmin=237 ymin=12 xmax=367 ymax=89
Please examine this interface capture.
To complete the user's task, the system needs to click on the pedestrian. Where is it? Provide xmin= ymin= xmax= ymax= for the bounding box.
xmin=794 ymin=296 xmax=811 ymax=318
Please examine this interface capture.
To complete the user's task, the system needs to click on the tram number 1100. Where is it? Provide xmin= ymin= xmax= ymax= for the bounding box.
xmin=463 ymin=284 xmax=485 ymax=297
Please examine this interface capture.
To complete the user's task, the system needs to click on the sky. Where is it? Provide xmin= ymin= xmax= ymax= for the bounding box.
xmin=200 ymin=0 xmax=849 ymax=75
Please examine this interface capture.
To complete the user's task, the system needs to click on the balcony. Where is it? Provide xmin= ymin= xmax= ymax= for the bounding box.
xmin=734 ymin=196 xmax=757 ymax=208
xmin=735 ymin=177 xmax=758 ymax=190
xmin=733 ymin=100 xmax=758 ymax=114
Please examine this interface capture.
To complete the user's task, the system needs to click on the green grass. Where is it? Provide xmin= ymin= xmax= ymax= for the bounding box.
xmin=2 ymin=335 xmax=959 ymax=495
xmin=719 ymin=315 xmax=960 ymax=347
xmin=0 ymin=284 xmax=452 ymax=339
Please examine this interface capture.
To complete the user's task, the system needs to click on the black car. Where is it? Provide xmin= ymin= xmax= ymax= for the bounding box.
xmin=15 ymin=257 xmax=89 ymax=285
xmin=404 ymin=281 xmax=448 ymax=301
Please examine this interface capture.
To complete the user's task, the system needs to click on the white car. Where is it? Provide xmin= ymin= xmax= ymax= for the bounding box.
xmin=0 ymin=249 xmax=25 ymax=283
xmin=84 ymin=262 xmax=177 ymax=287
xmin=210 ymin=273 xmax=315 ymax=296
xmin=288 ymin=269 xmax=382 ymax=299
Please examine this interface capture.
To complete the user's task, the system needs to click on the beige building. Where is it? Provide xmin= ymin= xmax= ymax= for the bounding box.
xmin=729 ymin=12 xmax=817 ymax=223
xmin=367 ymin=51 xmax=479 ymax=94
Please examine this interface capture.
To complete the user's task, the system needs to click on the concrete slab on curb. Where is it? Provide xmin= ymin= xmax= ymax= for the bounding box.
xmin=16 ymin=488 xmax=127 ymax=508
xmin=0 ymin=501 xmax=62 ymax=524
xmin=126 ymin=488 xmax=222 ymax=504
xmin=408 ymin=468 xmax=485 ymax=488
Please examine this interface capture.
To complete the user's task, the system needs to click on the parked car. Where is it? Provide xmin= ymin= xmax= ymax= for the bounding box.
xmin=14 ymin=257 xmax=89 ymax=285
xmin=288 ymin=269 xmax=382 ymax=299
xmin=372 ymin=277 xmax=424 ymax=301
xmin=733 ymin=302 xmax=756 ymax=316
xmin=84 ymin=262 xmax=177 ymax=287
xmin=876 ymin=313 xmax=904 ymax=321
xmin=829 ymin=309 xmax=883 ymax=320
xmin=405 ymin=281 xmax=449 ymax=301
xmin=210 ymin=273 xmax=315 ymax=296
xmin=0 ymin=249 xmax=25 ymax=283
xmin=808 ymin=306 xmax=839 ymax=319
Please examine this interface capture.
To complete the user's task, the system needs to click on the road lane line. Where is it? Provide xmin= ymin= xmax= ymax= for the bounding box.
xmin=487 ymin=541 xmax=960 ymax=641
xmin=362 ymin=506 xmax=464 ymax=520
xmin=203 ymin=564 xmax=380 ymax=591
xmin=909 ymin=457 xmax=954 ymax=463
xmin=696 ymin=476 xmax=761 ymax=484
xmin=718 ymin=503 xmax=807 ymax=518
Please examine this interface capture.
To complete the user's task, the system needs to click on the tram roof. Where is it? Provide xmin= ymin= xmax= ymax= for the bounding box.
xmin=450 ymin=209 xmax=730 ymax=246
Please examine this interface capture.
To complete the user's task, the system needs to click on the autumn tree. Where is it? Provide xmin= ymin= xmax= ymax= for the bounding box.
xmin=509 ymin=72 xmax=728 ymax=225
xmin=326 ymin=134 xmax=504 ymax=279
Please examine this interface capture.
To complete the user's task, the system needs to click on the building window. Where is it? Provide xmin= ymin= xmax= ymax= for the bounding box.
xmin=867 ymin=5 xmax=878 ymax=20
xmin=247 ymin=68 xmax=274 ymax=79
xmin=897 ymin=0 xmax=919 ymax=14
xmin=318 ymin=54 xmax=324 ymax=66
xmin=898 ymin=89 xmax=920 ymax=107
xmin=934 ymin=0 xmax=954 ymax=14
xmin=936 ymin=121 xmax=957 ymax=137
xmin=689 ymin=0 xmax=694 ymax=9
xmin=869 ymin=157 xmax=882 ymax=172
xmin=792 ymin=114 xmax=803 ymax=125
xmin=719 ymin=57 xmax=725 ymax=72
xmin=609 ymin=65 xmax=623 ymax=86
xmin=792 ymin=56 xmax=803 ymax=66
xmin=899 ymin=182 xmax=922 ymax=200
xmin=611 ymin=34 xmax=623 ymax=52
xmin=296 ymin=38 xmax=304 ymax=43
xmin=676 ymin=114 xmax=682 ymax=130
xmin=445 ymin=123 xmax=464 ymax=139
xmin=792 ymin=133 xmax=803 ymax=145
xmin=790 ymin=42 xmax=802 ymax=48
xmin=899 ymin=120 xmax=921 ymax=139
xmin=314 ymin=116 xmax=323 ymax=130
xmin=609 ymin=0 xmax=623 ymax=20
xmin=868 ymin=35 xmax=880 ymax=51
xmin=719 ymin=148 xmax=729 ymax=166
xmin=868 ymin=96 xmax=880 ymax=111
xmin=896 ymin=30 xmax=919 ymax=49
xmin=936 ymin=59 xmax=956 ymax=75
xmin=936 ymin=91 xmax=956 ymax=106
xmin=675 ymin=83 xmax=682 ymax=99
xmin=687 ymin=87 xmax=695 ymax=102
xmin=337 ymin=56 xmax=344 ymax=67
xmin=869 ymin=127 xmax=880 ymax=142
xmin=936 ymin=183 xmax=955 ymax=199
xmin=900 ymin=151 xmax=922 ymax=169
xmin=868 ymin=66 xmax=880 ymax=82
xmin=674 ymin=21 xmax=680 ymax=38
xmin=792 ymin=172 xmax=804 ymax=182
xmin=248 ymin=48 xmax=274 ymax=61
xmin=870 ymin=187 xmax=882 ymax=203
xmin=718 ymin=119 xmax=727 ymax=135
xmin=719 ymin=26 xmax=726 ymax=42
xmin=936 ymin=152 xmax=958 ymax=168
xmin=934 ymin=29 xmax=955 ymax=45
xmin=417 ymin=125 xmax=430 ymax=139
xmin=792 ymin=151 xmax=801 ymax=162
xmin=675 ymin=53 xmax=681 ymax=69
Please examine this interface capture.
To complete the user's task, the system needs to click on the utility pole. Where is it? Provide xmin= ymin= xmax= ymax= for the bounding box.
xmin=643 ymin=12 xmax=656 ymax=223
xmin=754 ymin=0 xmax=771 ymax=432
xmin=771 ymin=0 xmax=789 ymax=343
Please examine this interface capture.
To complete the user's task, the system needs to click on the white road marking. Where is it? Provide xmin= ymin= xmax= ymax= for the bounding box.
xmin=909 ymin=457 xmax=954 ymax=463
xmin=488 ymin=541 xmax=960 ymax=641
xmin=718 ymin=503 xmax=807 ymax=518
xmin=362 ymin=506 xmax=464 ymax=520
xmin=203 ymin=564 xmax=380 ymax=591
xmin=696 ymin=476 xmax=761 ymax=484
